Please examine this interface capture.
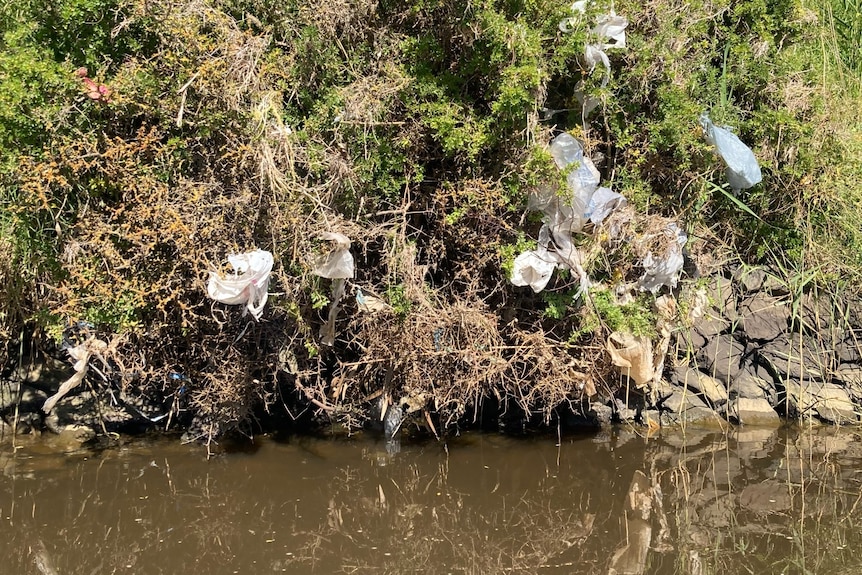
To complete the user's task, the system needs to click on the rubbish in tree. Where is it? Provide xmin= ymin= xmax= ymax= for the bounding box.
xmin=207 ymin=249 xmax=274 ymax=321
xmin=312 ymin=232 xmax=355 ymax=345
xmin=511 ymin=133 xmax=626 ymax=293
xmin=699 ymin=112 xmax=762 ymax=192
xmin=637 ymin=224 xmax=688 ymax=293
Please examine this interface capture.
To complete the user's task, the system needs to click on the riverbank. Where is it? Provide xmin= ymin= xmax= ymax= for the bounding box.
xmin=1 ymin=0 xmax=861 ymax=444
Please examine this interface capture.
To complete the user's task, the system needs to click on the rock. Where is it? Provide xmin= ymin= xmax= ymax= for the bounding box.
xmin=671 ymin=367 xmax=728 ymax=406
xmin=797 ymin=292 xmax=834 ymax=334
xmin=757 ymin=333 xmax=828 ymax=382
xmin=777 ymin=380 xmax=856 ymax=423
xmin=588 ymin=402 xmax=614 ymax=426
xmin=836 ymin=337 xmax=861 ymax=364
xmin=834 ymin=366 xmax=862 ymax=391
xmin=737 ymin=293 xmax=789 ymax=342
xmin=704 ymin=276 xmax=737 ymax=322
xmin=44 ymin=389 xmax=137 ymax=436
xmin=728 ymin=373 xmax=770 ymax=399
xmin=726 ymin=397 xmax=780 ymax=426
xmin=0 ymin=381 xmax=47 ymax=413
xmin=663 ymin=388 xmax=709 ymax=412
xmin=811 ymin=383 xmax=857 ymax=424
xmin=733 ymin=266 xmax=767 ymax=293
xmin=696 ymin=335 xmax=746 ymax=385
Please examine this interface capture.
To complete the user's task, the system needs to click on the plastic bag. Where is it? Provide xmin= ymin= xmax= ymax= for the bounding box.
xmin=699 ymin=113 xmax=762 ymax=192
xmin=312 ymin=232 xmax=355 ymax=279
xmin=207 ymin=249 xmax=273 ymax=320
xmin=638 ymin=224 xmax=687 ymax=293
xmin=312 ymin=233 xmax=356 ymax=345
xmin=510 ymin=249 xmax=559 ymax=293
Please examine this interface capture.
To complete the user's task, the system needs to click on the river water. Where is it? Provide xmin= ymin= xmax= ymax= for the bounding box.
xmin=2 ymin=425 xmax=862 ymax=575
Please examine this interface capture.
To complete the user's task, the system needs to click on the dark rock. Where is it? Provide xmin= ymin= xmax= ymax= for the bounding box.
xmin=671 ymin=366 xmax=728 ymax=406
xmin=756 ymin=333 xmax=829 ymax=382
xmin=44 ymin=390 xmax=138 ymax=436
xmin=797 ymin=292 xmax=835 ymax=334
xmin=705 ymin=277 xmax=737 ymax=322
xmin=695 ymin=335 xmax=746 ymax=385
xmin=836 ymin=337 xmax=861 ymax=364
xmin=589 ymin=402 xmax=614 ymax=426
xmin=832 ymin=366 xmax=862 ymax=402
xmin=737 ymin=293 xmax=790 ymax=342
xmin=728 ymin=373 xmax=771 ymax=400
xmin=726 ymin=397 xmax=780 ymax=426
xmin=0 ymin=381 xmax=47 ymax=413
xmin=733 ymin=266 xmax=767 ymax=293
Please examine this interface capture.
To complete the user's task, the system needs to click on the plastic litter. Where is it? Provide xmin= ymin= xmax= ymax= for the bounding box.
xmin=638 ymin=224 xmax=687 ymax=293
xmin=699 ymin=112 xmax=762 ymax=192
xmin=560 ymin=2 xmax=628 ymax=119
xmin=512 ymin=133 xmax=626 ymax=293
xmin=606 ymin=331 xmax=654 ymax=387
xmin=43 ymin=336 xmax=108 ymax=413
xmin=312 ymin=233 xmax=356 ymax=345
xmin=510 ymin=249 xmax=559 ymax=293
xmin=312 ymin=232 xmax=355 ymax=279
xmin=207 ymin=249 xmax=273 ymax=321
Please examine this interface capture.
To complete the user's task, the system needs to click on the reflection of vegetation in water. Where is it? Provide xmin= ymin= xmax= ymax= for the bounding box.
xmin=288 ymin=454 xmax=598 ymax=574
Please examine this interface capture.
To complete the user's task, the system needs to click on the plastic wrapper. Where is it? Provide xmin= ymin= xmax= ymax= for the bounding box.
xmin=638 ymin=224 xmax=688 ymax=293
xmin=207 ymin=249 xmax=273 ymax=321
xmin=700 ymin=113 xmax=762 ymax=192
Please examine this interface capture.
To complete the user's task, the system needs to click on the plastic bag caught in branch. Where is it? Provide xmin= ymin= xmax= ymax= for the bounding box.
xmin=606 ymin=331 xmax=654 ymax=387
xmin=510 ymin=249 xmax=559 ymax=293
xmin=638 ymin=224 xmax=687 ymax=293
xmin=312 ymin=232 xmax=355 ymax=279
xmin=312 ymin=233 xmax=356 ymax=345
xmin=699 ymin=113 xmax=762 ymax=192
xmin=42 ymin=337 xmax=108 ymax=413
xmin=207 ymin=249 xmax=273 ymax=321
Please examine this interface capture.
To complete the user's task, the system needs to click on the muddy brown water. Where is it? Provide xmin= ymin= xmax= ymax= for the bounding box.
xmin=3 ymin=426 xmax=862 ymax=575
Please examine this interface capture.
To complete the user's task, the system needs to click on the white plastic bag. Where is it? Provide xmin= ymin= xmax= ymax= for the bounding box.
xmin=511 ymin=249 xmax=559 ymax=293
xmin=207 ymin=249 xmax=273 ymax=321
xmin=312 ymin=233 xmax=356 ymax=345
xmin=312 ymin=232 xmax=355 ymax=279
xmin=699 ymin=113 xmax=762 ymax=192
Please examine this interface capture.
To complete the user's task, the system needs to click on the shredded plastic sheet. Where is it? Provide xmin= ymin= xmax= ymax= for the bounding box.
xmin=638 ymin=224 xmax=688 ymax=293
xmin=312 ymin=233 xmax=356 ymax=345
xmin=510 ymin=249 xmax=559 ymax=293
xmin=511 ymin=133 xmax=626 ymax=293
xmin=559 ymin=2 xmax=628 ymax=118
xmin=312 ymin=232 xmax=355 ymax=279
xmin=207 ymin=249 xmax=273 ymax=321
xmin=699 ymin=113 xmax=762 ymax=192
xmin=43 ymin=337 xmax=108 ymax=413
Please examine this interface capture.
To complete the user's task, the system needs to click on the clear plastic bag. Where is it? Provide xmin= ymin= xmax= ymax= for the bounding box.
xmin=700 ymin=113 xmax=762 ymax=192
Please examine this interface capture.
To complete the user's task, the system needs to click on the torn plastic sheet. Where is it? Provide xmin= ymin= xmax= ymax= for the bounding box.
xmin=313 ymin=233 xmax=356 ymax=345
xmin=43 ymin=337 xmax=108 ymax=413
xmin=699 ymin=113 xmax=762 ymax=192
xmin=207 ymin=249 xmax=273 ymax=321
xmin=560 ymin=2 xmax=628 ymax=119
xmin=312 ymin=232 xmax=355 ymax=279
xmin=513 ymin=133 xmax=625 ymax=293
xmin=511 ymin=248 xmax=559 ymax=293
xmin=638 ymin=224 xmax=688 ymax=293
xmin=606 ymin=331 xmax=654 ymax=387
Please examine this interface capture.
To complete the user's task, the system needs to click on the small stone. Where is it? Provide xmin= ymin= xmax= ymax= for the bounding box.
xmin=728 ymin=373 xmax=770 ymax=400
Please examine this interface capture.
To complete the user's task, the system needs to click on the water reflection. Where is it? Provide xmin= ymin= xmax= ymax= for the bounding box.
xmin=1 ymin=427 xmax=862 ymax=574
